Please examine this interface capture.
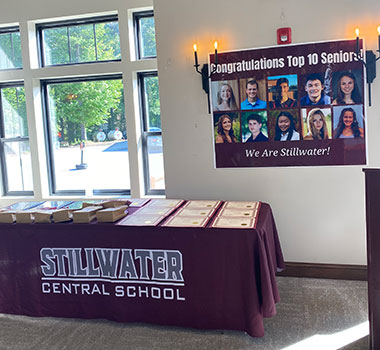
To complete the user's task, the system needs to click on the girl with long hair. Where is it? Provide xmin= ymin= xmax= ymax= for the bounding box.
xmin=334 ymin=107 xmax=364 ymax=138
xmin=332 ymin=71 xmax=362 ymax=105
xmin=304 ymin=108 xmax=329 ymax=140
xmin=215 ymin=114 xmax=237 ymax=143
xmin=274 ymin=111 xmax=300 ymax=141
xmin=215 ymin=83 xmax=238 ymax=111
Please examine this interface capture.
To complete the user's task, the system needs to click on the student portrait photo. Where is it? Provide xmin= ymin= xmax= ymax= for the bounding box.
xmin=214 ymin=112 xmax=240 ymax=143
xmin=300 ymin=73 xmax=331 ymax=106
xmin=332 ymin=70 xmax=363 ymax=105
xmin=333 ymin=105 xmax=364 ymax=139
xmin=267 ymin=109 xmax=301 ymax=141
xmin=302 ymin=107 xmax=331 ymax=140
xmin=267 ymin=75 xmax=297 ymax=108
xmin=239 ymin=78 xmax=267 ymax=110
xmin=212 ymin=80 xmax=239 ymax=112
xmin=241 ymin=111 xmax=268 ymax=142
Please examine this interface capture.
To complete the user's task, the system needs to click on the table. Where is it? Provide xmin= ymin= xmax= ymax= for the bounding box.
xmin=363 ymin=169 xmax=380 ymax=349
xmin=0 ymin=203 xmax=284 ymax=337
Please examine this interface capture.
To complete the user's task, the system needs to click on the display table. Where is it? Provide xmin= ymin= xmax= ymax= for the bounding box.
xmin=0 ymin=203 xmax=284 ymax=337
xmin=363 ymin=169 xmax=380 ymax=349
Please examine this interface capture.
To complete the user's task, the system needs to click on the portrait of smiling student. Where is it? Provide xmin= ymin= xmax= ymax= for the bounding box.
xmin=213 ymin=82 xmax=238 ymax=111
xmin=332 ymin=71 xmax=362 ymax=105
xmin=240 ymin=79 xmax=267 ymax=110
xmin=244 ymin=113 xmax=268 ymax=142
xmin=333 ymin=107 xmax=364 ymax=139
xmin=269 ymin=77 xmax=297 ymax=108
xmin=304 ymin=108 xmax=329 ymax=140
xmin=274 ymin=111 xmax=300 ymax=141
xmin=300 ymin=73 xmax=331 ymax=106
xmin=215 ymin=114 xmax=238 ymax=143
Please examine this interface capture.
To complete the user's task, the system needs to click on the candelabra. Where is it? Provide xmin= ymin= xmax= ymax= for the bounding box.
xmin=193 ymin=41 xmax=218 ymax=113
xmin=355 ymin=27 xmax=380 ymax=106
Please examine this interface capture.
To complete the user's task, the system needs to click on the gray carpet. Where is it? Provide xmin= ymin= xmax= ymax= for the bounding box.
xmin=0 ymin=277 xmax=368 ymax=350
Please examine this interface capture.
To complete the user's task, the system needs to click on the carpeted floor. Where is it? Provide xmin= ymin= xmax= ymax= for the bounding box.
xmin=0 ymin=277 xmax=368 ymax=350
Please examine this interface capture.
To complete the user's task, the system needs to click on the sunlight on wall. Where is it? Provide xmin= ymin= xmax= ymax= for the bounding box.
xmin=282 ymin=321 xmax=369 ymax=350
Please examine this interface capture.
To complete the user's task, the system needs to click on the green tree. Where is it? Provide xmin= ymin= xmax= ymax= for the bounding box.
xmin=140 ymin=17 xmax=157 ymax=58
xmin=42 ymin=20 xmax=124 ymax=145
xmin=48 ymin=80 xmax=123 ymax=144
xmin=1 ymin=86 xmax=27 ymax=137
xmin=43 ymin=21 xmax=121 ymax=65
xmin=145 ymin=76 xmax=161 ymax=129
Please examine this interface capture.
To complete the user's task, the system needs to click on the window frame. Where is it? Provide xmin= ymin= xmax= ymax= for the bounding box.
xmin=138 ymin=71 xmax=164 ymax=196
xmin=133 ymin=10 xmax=156 ymax=60
xmin=0 ymin=82 xmax=33 ymax=196
xmin=41 ymin=74 xmax=130 ymax=196
xmin=36 ymin=15 xmax=121 ymax=68
xmin=0 ymin=26 xmax=22 ymax=71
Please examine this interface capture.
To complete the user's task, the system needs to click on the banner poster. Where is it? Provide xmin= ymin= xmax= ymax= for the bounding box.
xmin=210 ymin=40 xmax=366 ymax=168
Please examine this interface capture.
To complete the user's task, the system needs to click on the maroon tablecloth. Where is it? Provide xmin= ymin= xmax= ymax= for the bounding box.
xmin=0 ymin=203 xmax=284 ymax=337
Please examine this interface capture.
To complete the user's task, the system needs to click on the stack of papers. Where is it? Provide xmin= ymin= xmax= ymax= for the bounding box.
xmin=96 ymin=206 xmax=128 ymax=222
xmin=222 ymin=201 xmax=260 ymax=210
xmin=145 ymin=199 xmax=184 ymax=208
xmin=161 ymin=199 xmax=219 ymax=227
xmin=117 ymin=199 xmax=185 ymax=226
xmin=173 ymin=207 xmax=216 ymax=218
xmin=210 ymin=201 xmax=261 ymax=229
xmin=128 ymin=198 xmax=151 ymax=207
xmin=117 ymin=214 xmax=164 ymax=226
xmin=134 ymin=206 xmax=176 ymax=216
xmin=161 ymin=215 xmax=210 ymax=228
xmin=162 ymin=216 xmax=210 ymax=227
xmin=182 ymin=200 xmax=221 ymax=209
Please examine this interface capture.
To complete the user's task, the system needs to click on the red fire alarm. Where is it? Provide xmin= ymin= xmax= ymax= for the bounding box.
xmin=277 ymin=27 xmax=292 ymax=45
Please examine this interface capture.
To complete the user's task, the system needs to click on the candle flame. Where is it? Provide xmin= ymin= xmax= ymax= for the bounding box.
xmin=377 ymin=26 xmax=380 ymax=35
xmin=355 ymin=28 xmax=360 ymax=37
xmin=214 ymin=41 xmax=218 ymax=50
xmin=193 ymin=43 xmax=197 ymax=52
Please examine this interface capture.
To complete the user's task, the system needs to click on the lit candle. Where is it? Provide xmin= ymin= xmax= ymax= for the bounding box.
xmin=214 ymin=41 xmax=218 ymax=65
xmin=355 ymin=28 xmax=360 ymax=55
xmin=377 ymin=26 xmax=380 ymax=52
xmin=193 ymin=44 xmax=198 ymax=67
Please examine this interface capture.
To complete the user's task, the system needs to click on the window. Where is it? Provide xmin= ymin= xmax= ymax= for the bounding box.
xmin=37 ymin=16 xmax=121 ymax=67
xmin=139 ymin=72 xmax=164 ymax=194
xmin=0 ymin=9 xmax=163 ymax=199
xmin=0 ymin=84 xmax=33 ymax=195
xmin=0 ymin=27 xmax=22 ymax=70
xmin=134 ymin=11 xmax=157 ymax=59
xmin=42 ymin=76 xmax=129 ymax=195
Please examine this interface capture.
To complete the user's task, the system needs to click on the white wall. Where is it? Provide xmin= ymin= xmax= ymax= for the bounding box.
xmin=1 ymin=0 xmax=379 ymax=265
xmin=154 ymin=0 xmax=380 ymax=265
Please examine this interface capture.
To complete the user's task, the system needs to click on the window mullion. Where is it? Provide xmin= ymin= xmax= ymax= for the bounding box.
xmin=67 ymin=26 xmax=72 ymax=63
xmin=10 ymin=33 xmax=14 ymax=68
xmin=93 ymin=23 xmax=98 ymax=61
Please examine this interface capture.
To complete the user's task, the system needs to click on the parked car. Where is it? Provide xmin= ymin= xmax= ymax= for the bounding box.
xmin=147 ymin=127 xmax=163 ymax=152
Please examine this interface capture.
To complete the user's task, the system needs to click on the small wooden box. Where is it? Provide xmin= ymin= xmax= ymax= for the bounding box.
xmin=73 ymin=206 xmax=103 ymax=223
xmin=82 ymin=201 xmax=106 ymax=208
xmin=0 ymin=211 xmax=16 ymax=223
xmin=34 ymin=210 xmax=54 ymax=223
xmin=52 ymin=209 xmax=73 ymax=223
xmin=96 ymin=206 xmax=128 ymax=222
xmin=15 ymin=210 xmax=35 ymax=224
xmin=102 ymin=200 xmax=130 ymax=208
